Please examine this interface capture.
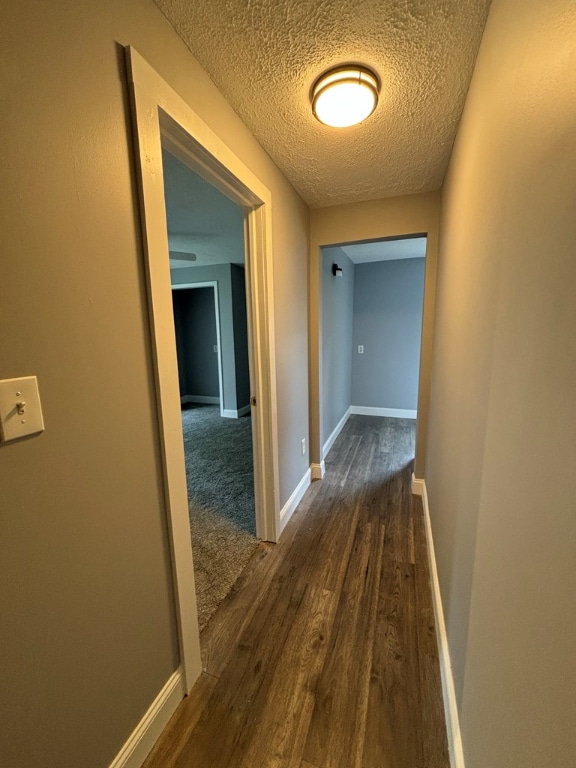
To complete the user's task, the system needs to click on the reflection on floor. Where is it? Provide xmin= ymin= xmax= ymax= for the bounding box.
xmin=181 ymin=404 xmax=257 ymax=630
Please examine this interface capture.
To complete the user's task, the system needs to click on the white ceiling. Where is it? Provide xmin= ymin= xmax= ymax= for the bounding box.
xmin=154 ymin=0 xmax=491 ymax=208
xmin=162 ymin=149 xmax=245 ymax=269
xmin=341 ymin=237 xmax=427 ymax=264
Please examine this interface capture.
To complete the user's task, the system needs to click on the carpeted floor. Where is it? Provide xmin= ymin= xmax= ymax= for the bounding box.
xmin=181 ymin=404 xmax=258 ymax=631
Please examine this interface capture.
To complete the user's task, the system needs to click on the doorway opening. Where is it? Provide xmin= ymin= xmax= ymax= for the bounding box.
xmin=163 ymin=147 xmax=259 ymax=631
xmin=127 ymin=46 xmax=280 ymax=690
xmin=319 ymin=235 xmax=427 ymax=468
xmin=172 ymin=284 xmax=224 ymax=413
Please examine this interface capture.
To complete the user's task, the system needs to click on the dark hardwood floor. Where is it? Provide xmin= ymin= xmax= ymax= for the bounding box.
xmin=143 ymin=415 xmax=449 ymax=768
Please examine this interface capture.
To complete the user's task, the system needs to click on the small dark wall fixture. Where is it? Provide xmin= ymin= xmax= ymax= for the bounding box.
xmin=332 ymin=264 xmax=343 ymax=278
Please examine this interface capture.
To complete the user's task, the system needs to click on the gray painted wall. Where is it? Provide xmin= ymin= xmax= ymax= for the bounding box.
xmin=320 ymin=246 xmax=354 ymax=450
xmin=172 ymin=287 xmax=219 ymax=399
xmin=0 ymin=3 xmax=309 ymax=765
xmin=425 ymin=0 xmax=576 ymax=765
xmin=351 ymin=258 xmax=425 ymax=410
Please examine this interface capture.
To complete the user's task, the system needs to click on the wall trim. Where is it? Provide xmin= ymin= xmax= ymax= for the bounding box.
xmin=181 ymin=395 xmax=220 ymax=406
xmin=411 ymin=473 xmax=425 ymax=496
xmin=310 ymin=461 xmax=325 ymax=480
xmin=350 ymin=405 xmax=417 ymax=419
xmin=279 ymin=468 xmax=311 ymax=534
xmin=182 ymin=399 xmax=250 ymax=418
xmin=222 ymin=404 xmax=251 ymax=419
xmin=108 ymin=669 xmax=185 ymax=768
xmin=322 ymin=407 xmax=351 ymax=459
xmin=419 ymin=479 xmax=466 ymax=768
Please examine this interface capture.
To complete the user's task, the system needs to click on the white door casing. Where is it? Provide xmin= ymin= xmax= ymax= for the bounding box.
xmin=126 ymin=46 xmax=280 ymax=692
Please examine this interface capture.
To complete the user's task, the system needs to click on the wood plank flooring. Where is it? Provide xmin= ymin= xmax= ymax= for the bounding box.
xmin=143 ymin=415 xmax=449 ymax=768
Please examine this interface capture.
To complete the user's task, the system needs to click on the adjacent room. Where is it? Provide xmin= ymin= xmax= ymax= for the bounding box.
xmin=162 ymin=148 xmax=258 ymax=630
xmin=320 ymin=236 xmax=426 ymax=467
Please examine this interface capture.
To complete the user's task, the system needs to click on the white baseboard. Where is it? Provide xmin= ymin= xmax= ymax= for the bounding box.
xmin=420 ymin=480 xmax=465 ymax=768
xmin=279 ymin=468 xmax=311 ymax=534
xmin=411 ymin=473 xmax=425 ymax=496
xmin=181 ymin=397 xmax=249 ymax=418
xmin=181 ymin=395 xmax=219 ymax=406
xmin=222 ymin=405 xmax=250 ymax=419
xmin=350 ymin=405 xmax=417 ymax=419
xmin=310 ymin=461 xmax=325 ymax=480
xmin=322 ymin=407 xmax=351 ymax=459
xmin=109 ymin=668 xmax=185 ymax=768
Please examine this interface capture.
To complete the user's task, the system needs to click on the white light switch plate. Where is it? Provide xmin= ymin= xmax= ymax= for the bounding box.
xmin=0 ymin=376 xmax=45 ymax=443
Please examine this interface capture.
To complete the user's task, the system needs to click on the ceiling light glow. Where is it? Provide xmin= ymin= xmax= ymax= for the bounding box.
xmin=312 ymin=66 xmax=380 ymax=128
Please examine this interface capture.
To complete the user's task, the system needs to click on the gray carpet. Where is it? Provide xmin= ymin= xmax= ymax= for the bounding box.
xmin=181 ymin=404 xmax=258 ymax=631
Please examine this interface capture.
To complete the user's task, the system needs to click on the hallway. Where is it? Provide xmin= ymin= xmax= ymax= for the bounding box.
xmin=144 ymin=416 xmax=449 ymax=768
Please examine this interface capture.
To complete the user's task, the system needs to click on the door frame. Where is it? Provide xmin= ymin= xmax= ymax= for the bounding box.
xmin=317 ymin=236 xmax=427 ymax=461
xmin=309 ymin=196 xmax=441 ymax=482
xmin=126 ymin=47 xmax=280 ymax=692
xmin=172 ymin=282 xmax=225 ymax=417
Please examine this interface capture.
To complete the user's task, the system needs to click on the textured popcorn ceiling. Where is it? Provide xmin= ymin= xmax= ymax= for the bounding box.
xmin=154 ymin=0 xmax=492 ymax=208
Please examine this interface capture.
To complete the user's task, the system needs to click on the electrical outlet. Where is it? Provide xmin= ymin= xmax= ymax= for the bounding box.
xmin=301 ymin=438 xmax=306 ymax=456
xmin=358 ymin=345 xmax=364 ymax=354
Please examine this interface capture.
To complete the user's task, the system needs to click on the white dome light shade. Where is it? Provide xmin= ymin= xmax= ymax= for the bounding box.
xmin=312 ymin=66 xmax=380 ymax=128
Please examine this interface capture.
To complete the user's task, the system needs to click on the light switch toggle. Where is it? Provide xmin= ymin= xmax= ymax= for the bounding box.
xmin=0 ymin=376 xmax=45 ymax=443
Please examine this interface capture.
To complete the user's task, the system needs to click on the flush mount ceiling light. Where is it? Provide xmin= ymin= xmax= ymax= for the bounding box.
xmin=311 ymin=65 xmax=380 ymax=128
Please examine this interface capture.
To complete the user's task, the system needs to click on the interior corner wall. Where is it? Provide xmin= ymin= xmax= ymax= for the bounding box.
xmin=320 ymin=246 xmax=354 ymax=452
xmin=351 ymin=258 xmax=425 ymax=411
xmin=310 ymin=191 xmax=441 ymax=477
xmin=0 ymin=1 xmax=309 ymax=765
xmin=425 ymin=0 xmax=576 ymax=765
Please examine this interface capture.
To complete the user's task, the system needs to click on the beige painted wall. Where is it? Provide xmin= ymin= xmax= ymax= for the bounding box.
xmin=0 ymin=1 xmax=308 ymax=766
xmin=309 ymin=191 xmax=441 ymax=477
xmin=426 ymin=0 xmax=576 ymax=765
